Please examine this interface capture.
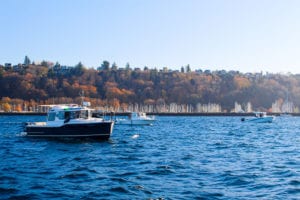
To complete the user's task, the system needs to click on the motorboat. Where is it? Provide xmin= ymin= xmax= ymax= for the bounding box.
xmin=280 ymin=113 xmax=292 ymax=117
xmin=115 ymin=112 xmax=155 ymax=125
xmin=241 ymin=112 xmax=275 ymax=123
xmin=24 ymin=103 xmax=114 ymax=140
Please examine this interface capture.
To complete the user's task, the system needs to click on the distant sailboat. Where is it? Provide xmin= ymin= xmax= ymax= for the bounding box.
xmin=281 ymin=91 xmax=294 ymax=114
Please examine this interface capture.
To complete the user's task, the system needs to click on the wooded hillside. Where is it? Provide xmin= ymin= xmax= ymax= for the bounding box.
xmin=1 ymin=61 xmax=299 ymax=112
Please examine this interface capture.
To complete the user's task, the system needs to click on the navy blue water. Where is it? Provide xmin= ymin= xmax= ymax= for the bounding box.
xmin=1 ymin=115 xmax=300 ymax=199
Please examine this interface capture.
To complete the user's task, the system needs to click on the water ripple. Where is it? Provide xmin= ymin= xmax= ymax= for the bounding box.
xmin=1 ymin=115 xmax=300 ymax=199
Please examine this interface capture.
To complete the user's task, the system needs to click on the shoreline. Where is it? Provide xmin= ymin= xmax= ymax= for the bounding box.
xmin=0 ymin=112 xmax=295 ymax=116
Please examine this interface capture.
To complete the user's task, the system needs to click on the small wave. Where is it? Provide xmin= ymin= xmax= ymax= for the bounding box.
xmin=72 ymin=166 xmax=95 ymax=173
xmin=0 ymin=187 xmax=18 ymax=194
xmin=109 ymin=186 xmax=130 ymax=194
xmin=181 ymin=154 xmax=195 ymax=160
xmin=133 ymin=185 xmax=144 ymax=190
xmin=117 ymin=171 xmax=138 ymax=177
xmin=60 ymin=172 xmax=89 ymax=179
xmin=289 ymin=180 xmax=300 ymax=186
xmin=273 ymin=169 xmax=296 ymax=177
xmin=130 ymin=185 xmax=153 ymax=195
xmin=0 ymin=175 xmax=17 ymax=182
xmin=138 ymin=160 xmax=151 ymax=165
xmin=145 ymin=165 xmax=175 ymax=175
xmin=146 ymin=196 xmax=165 ymax=200
xmin=228 ymin=177 xmax=252 ymax=187
xmin=285 ymin=188 xmax=300 ymax=195
xmin=110 ymin=177 xmax=128 ymax=183
xmin=4 ymin=194 xmax=37 ymax=200
xmin=30 ymin=185 xmax=45 ymax=190
xmin=274 ymin=164 xmax=286 ymax=169
xmin=196 ymin=191 xmax=224 ymax=199
xmin=41 ymin=192 xmax=72 ymax=199
xmin=221 ymin=172 xmax=253 ymax=187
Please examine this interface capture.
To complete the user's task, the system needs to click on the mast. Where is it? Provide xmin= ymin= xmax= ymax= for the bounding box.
xmin=79 ymin=90 xmax=84 ymax=106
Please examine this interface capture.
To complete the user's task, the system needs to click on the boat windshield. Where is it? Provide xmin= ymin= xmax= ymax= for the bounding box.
xmin=69 ymin=110 xmax=90 ymax=119
xmin=47 ymin=112 xmax=56 ymax=121
xmin=139 ymin=112 xmax=146 ymax=117
xmin=79 ymin=110 xmax=90 ymax=119
xmin=65 ymin=110 xmax=90 ymax=119
xmin=255 ymin=112 xmax=266 ymax=117
xmin=47 ymin=108 xmax=91 ymax=121
xmin=129 ymin=112 xmax=138 ymax=119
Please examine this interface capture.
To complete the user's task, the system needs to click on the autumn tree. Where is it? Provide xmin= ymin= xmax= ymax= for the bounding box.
xmin=2 ymin=103 xmax=11 ymax=112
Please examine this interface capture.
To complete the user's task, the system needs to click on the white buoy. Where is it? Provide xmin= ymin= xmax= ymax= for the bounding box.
xmin=132 ymin=134 xmax=139 ymax=139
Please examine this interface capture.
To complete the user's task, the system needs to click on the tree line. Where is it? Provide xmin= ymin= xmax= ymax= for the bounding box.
xmin=1 ymin=60 xmax=300 ymax=112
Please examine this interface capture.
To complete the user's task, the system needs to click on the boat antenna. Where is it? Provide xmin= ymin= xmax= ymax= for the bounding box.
xmin=79 ymin=90 xmax=84 ymax=106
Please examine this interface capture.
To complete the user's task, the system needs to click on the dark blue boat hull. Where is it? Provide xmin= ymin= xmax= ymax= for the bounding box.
xmin=25 ymin=122 xmax=114 ymax=140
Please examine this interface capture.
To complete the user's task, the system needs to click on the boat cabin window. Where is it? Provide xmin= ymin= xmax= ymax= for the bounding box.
xmin=129 ymin=113 xmax=133 ymax=119
xmin=70 ymin=111 xmax=80 ymax=119
xmin=65 ymin=111 xmax=71 ymax=119
xmin=80 ymin=110 xmax=90 ymax=119
xmin=63 ymin=110 xmax=90 ymax=119
xmin=58 ymin=111 xmax=65 ymax=120
xmin=47 ymin=112 xmax=56 ymax=121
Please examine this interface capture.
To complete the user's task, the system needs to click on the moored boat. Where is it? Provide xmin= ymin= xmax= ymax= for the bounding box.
xmin=116 ymin=112 xmax=155 ymax=125
xmin=241 ymin=112 xmax=275 ymax=123
xmin=24 ymin=103 xmax=114 ymax=140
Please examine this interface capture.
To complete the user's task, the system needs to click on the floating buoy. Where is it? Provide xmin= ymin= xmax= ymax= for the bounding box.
xmin=132 ymin=134 xmax=139 ymax=139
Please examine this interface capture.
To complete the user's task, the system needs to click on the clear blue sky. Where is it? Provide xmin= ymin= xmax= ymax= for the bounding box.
xmin=1 ymin=0 xmax=300 ymax=73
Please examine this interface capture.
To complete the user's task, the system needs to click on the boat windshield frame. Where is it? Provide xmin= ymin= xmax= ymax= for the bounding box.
xmin=47 ymin=112 xmax=56 ymax=121
xmin=254 ymin=112 xmax=266 ymax=118
xmin=47 ymin=107 xmax=92 ymax=121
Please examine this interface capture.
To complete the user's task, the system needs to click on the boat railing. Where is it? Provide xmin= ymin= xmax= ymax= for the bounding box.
xmin=93 ymin=110 xmax=115 ymax=121
xmin=253 ymin=112 xmax=266 ymax=118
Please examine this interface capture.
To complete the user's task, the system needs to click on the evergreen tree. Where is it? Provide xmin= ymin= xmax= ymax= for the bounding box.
xmin=181 ymin=66 xmax=185 ymax=73
xmin=74 ymin=62 xmax=85 ymax=75
xmin=24 ymin=56 xmax=31 ymax=66
xmin=41 ymin=60 xmax=49 ymax=67
xmin=54 ymin=62 xmax=60 ymax=68
xmin=186 ymin=64 xmax=191 ymax=72
xmin=111 ymin=62 xmax=118 ymax=70
xmin=101 ymin=61 xmax=110 ymax=70
xmin=126 ymin=62 xmax=131 ymax=70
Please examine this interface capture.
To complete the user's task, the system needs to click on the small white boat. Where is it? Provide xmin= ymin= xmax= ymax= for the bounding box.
xmin=241 ymin=112 xmax=275 ymax=123
xmin=280 ymin=113 xmax=292 ymax=117
xmin=116 ymin=112 xmax=155 ymax=125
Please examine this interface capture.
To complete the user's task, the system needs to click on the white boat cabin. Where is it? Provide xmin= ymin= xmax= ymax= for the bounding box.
xmin=129 ymin=112 xmax=148 ymax=120
xmin=254 ymin=112 xmax=267 ymax=118
xmin=46 ymin=105 xmax=94 ymax=125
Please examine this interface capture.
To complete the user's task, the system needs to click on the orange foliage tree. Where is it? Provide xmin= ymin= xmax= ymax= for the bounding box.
xmin=2 ymin=103 xmax=11 ymax=112
xmin=234 ymin=76 xmax=251 ymax=89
